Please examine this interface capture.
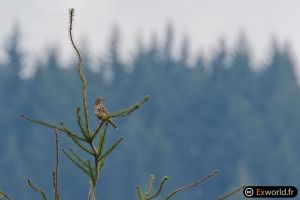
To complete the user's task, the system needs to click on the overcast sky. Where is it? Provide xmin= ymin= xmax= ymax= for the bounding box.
xmin=1 ymin=0 xmax=300 ymax=76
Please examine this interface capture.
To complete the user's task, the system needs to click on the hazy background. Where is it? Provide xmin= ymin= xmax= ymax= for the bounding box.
xmin=1 ymin=1 xmax=300 ymax=200
xmin=1 ymin=0 xmax=300 ymax=76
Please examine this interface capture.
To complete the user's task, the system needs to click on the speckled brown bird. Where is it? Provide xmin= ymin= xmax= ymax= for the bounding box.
xmin=94 ymin=98 xmax=118 ymax=129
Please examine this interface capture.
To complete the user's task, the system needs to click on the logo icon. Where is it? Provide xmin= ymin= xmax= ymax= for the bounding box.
xmin=244 ymin=187 xmax=254 ymax=197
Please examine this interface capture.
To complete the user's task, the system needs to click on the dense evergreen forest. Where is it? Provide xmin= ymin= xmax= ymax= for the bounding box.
xmin=0 ymin=25 xmax=300 ymax=199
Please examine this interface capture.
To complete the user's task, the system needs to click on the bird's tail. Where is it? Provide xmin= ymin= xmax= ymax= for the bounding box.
xmin=108 ymin=119 xmax=118 ymax=130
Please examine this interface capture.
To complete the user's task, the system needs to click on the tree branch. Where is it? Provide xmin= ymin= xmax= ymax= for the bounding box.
xmin=0 ymin=191 xmax=12 ymax=200
xmin=53 ymin=129 xmax=60 ymax=200
xmin=27 ymin=179 xmax=47 ymax=200
xmin=20 ymin=114 xmax=86 ymax=142
xmin=62 ymin=149 xmax=92 ymax=178
xmin=98 ymin=138 xmax=123 ymax=161
xmin=165 ymin=169 xmax=219 ymax=200
xmin=69 ymin=8 xmax=90 ymax=135
xmin=147 ymin=176 xmax=169 ymax=200
xmin=145 ymin=175 xmax=155 ymax=197
xmin=218 ymin=184 xmax=246 ymax=200
xmin=111 ymin=95 xmax=150 ymax=118
xmin=76 ymin=107 xmax=89 ymax=139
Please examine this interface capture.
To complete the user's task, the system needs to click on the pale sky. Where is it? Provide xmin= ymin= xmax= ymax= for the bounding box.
xmin=0 ymin=0 xmax=299 ymax=77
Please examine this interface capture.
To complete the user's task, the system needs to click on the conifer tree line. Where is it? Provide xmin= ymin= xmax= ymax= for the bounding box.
xmin=0 ymin=23 xmax=299 ymax=199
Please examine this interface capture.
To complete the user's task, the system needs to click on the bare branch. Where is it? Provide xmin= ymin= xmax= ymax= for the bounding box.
xmin=27 ymin=179 xmax=47 ymax=200
xmin=53 ymin=129 xmax=60 ymax=200
xmin=145 ymin=175 xmax=155 ymax=197
xmin=111 ymin=95 xmax=150 ymax=118
xmin=62 ymin=149 xmax=92 ymax=178
xmin=147 ymin=176 xmax=169 ymax=200
xmin=69 ymin=8 xmax=90 ymax=135
xmin=98 ymin=138 xmax=123 ymax=161
xmin=218 ymin=184 xmax=246 ymax=200
xmin=165 ymin=169 xmax=219 ymax=200
xmin=0 ymin=191 xmax=12 ymax=200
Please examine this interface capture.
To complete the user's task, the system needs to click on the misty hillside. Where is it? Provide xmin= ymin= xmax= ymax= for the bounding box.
xmin=0 ymin=25 xmax=299 ymax=200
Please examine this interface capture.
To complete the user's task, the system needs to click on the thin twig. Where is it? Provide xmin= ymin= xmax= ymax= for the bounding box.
xmin=165 ymin=169 xmax=219 ymax=200
xmin=58 ymin=125 xmax=87 ymax=142
xmin=98 ymin=138 xmax=123 ymax=161
xmin=69 ymin=8 xmax=90 ymax=135
xmin=69 ymin=148 xmax=91 ymax=169
xmin=97 ymin=123 xmax=107 ymax=156
xmin=21 ymin=114 xmax=62 ymax=131
xmin=62 ymin=149 xmax=91 ymax=177
xmin=98 ymin=159 xmax=105 ymax=172
xmin=20 ymin=114 xmax=86 ymax=142
xmin=27 ymin=179 xmax=47 ymax=200
xmin=91 ymin=121 xmax=105 ymax=141
xmin=218 ymin=184 xmax=246 ymax=200
xmin=111 ymin=95 xmax=150 ymax=118
xmin=53 ymin=129 xmax=59 ymax=200
xmin=145 ymin=175 xmax=155 ymax=197
xmin=0 ymin=191 xmax=12 ymax=200
xmin=136 ymin=185 xmax=144 ymax=200
xmin=64 ymin=133 xmax=93 ymax=155
xmin=76 ymin=107 xmax=89 ymax=139
xmin=147 ymin=177 xmax=169 ymax=200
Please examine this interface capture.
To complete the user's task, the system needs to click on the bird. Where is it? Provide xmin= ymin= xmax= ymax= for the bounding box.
xmin=94 ymin=98 xmax=118 ymax=130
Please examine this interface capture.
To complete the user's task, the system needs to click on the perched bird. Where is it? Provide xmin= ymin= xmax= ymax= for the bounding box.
xmin=94 ymin=98 xmax=118 ymax=129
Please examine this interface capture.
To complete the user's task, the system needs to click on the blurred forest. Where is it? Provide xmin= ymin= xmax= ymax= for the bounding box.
xmin=0 ymin=24 xmax=300 ymax=200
